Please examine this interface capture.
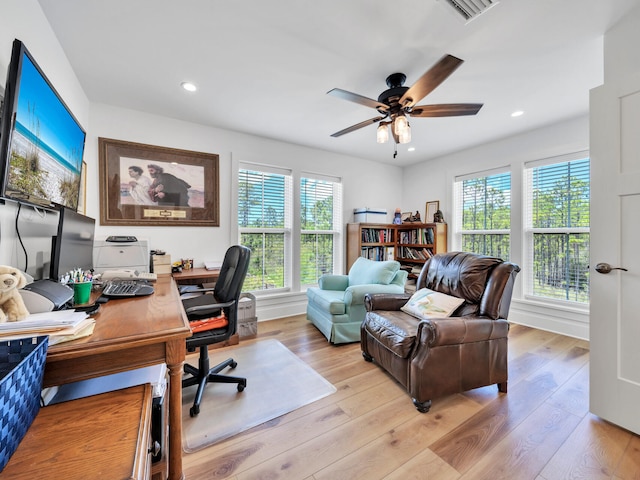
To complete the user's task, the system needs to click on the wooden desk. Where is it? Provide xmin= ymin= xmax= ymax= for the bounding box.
xmin=2 ymin=384 xmax=153 ymax=479
xmin=172 ymin=267 xmax=220 ymax=286
xmin=41 ymin=275 xmax=190 ymax=480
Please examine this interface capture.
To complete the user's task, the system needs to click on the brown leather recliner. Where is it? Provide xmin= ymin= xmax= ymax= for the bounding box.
xmin=361 ymin=251 xmax=520 ymax=413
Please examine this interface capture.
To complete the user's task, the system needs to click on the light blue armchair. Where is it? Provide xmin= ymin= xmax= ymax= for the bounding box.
xmin=306 ymin=257 xmax=408 ymax=344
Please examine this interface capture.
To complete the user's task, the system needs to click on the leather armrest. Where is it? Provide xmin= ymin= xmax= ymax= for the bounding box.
xmin=365 ymin=293 xmax=411 ymax=312
xmin=419 ymin=316 xmax=509 ymax=347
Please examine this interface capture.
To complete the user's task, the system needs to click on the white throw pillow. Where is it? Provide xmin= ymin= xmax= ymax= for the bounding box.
xmin=401 ymin=288 xmax=465 ymax=320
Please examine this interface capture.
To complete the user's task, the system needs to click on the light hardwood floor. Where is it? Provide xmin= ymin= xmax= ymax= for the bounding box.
xmin=182 ymin=315 xmax=640 ymax=480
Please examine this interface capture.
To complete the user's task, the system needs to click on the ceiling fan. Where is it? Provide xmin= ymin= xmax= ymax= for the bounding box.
xmin=327 ymin=54 xmax=483 ymax=145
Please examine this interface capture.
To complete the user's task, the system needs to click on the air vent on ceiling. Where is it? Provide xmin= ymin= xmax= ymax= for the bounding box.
xmin=438 ymin=0 xmax=499 ymax=23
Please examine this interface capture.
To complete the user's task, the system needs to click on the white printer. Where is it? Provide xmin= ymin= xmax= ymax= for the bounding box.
xmin=93 ymin=236 xmax=150 ymax=273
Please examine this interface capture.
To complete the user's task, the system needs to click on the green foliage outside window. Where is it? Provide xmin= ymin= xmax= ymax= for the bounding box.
xmin=238 ymin=170 xmax=287 ymax=290
xmin=461 ymin=173 xmax=511 ymax=259
xmin=238 ymin=171 xmax=341 ymax=291
xmin=530 ymin=159 xmax=590 ymax=302
xmin=300 ymin=177 xmax=338 ymax=285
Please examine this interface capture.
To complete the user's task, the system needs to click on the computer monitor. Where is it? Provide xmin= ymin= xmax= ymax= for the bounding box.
xmin=50 ymin=208 xmax=95 ymax=281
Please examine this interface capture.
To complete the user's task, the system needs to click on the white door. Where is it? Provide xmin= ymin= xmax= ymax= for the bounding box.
xmin=589 ymin=73 xmax=640 ymax=435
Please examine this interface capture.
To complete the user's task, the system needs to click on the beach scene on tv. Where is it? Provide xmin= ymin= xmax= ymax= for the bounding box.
xmin=119 ymin=157 xmax=205 ymax=208
xmin=6 ymin=53 xmax=85 ymax=210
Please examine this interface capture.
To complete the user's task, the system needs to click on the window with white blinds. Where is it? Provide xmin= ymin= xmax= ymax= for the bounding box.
xmin=300 ymin=175 xmax=342 ymax=286
xmin=238 ymin=167 xmax=292 ymax=291
xmin=454 ymin=170 xmax=511 ymax=260
xmin=524 ymin=157 xmax=590 ymax=303
xmin=238 ymin=166 xmax=343 ymax=293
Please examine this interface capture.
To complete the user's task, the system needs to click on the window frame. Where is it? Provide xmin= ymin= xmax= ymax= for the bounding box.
xmin=299 ymin=172 xmax=343 ymax=288
xmin=238 ymin=163 xmax=293 ymax=294
xmin=235 ymin=161 xmax=343 ymax=295
xmin=453 ymin=166 xmax=512 ymax=260
xmin=522 ymin=152 xmax=590 ymax=306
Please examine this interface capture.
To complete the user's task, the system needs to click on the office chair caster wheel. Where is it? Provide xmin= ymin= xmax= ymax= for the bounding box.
xmin=237 ymin=380 xmax=247 ymax=392
xmin=190 ymin=405 xmax=200 ymax=417
xmin=230 ymin=360 xmax=238 ymax=368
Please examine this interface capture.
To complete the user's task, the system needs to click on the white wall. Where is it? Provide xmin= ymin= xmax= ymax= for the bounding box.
xmin=603 ymin=5 xmax=640 ymax=83
xmin=401 ymin=115 xmax=591 ymax=339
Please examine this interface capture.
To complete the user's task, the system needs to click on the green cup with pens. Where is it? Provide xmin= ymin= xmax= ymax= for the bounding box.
xmin=65 ymin=269 xmax=94 ymax=305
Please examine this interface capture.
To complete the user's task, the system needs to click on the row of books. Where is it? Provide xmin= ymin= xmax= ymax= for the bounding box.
xmin=361 ymin=228 xmax=394 ymax=243
xmin=398 ymin=228 xmax=435 ymax=245
xmin=360 ymin=246 xmax=395 ymax=262
xmin=397 ymin=247 xmax=434 ymax=260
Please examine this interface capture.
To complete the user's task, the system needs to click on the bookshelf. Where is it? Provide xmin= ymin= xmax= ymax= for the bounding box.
xmin=346 ymin=223 xmax=396 ymax=270
xmin=346 ymin=222 xmax=447 ymax=274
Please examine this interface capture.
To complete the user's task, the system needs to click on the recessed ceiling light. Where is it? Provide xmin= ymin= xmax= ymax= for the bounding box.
xmin=407 ymin=147 xmax=416 ymax=152
xmin=511 ymin=110 xmax=524 ymax=117
xmin=181 ymin=82 xmax=197 ymax=92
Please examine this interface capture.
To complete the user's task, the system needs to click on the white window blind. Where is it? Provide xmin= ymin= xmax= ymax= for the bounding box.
xmin=524 ymin=157 xmax=590 ymax=303
xmin=300 ymin=175 xmax=342 ymax=286
xmin=238 ymin=168 xmax=292 ymax=291
xmin=454 ymin=170 xmax=511 ymax=260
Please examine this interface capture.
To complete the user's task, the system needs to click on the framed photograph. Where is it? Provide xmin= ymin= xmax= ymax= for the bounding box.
xmin=98 ymin=137 xmax=219 ymax=226
xmin=425 ymin=200 xmax=440 ymax=223
xmin=401 ymin=211 xmax=412 ymax=222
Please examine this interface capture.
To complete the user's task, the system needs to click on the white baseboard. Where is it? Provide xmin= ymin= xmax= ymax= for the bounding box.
xmin=508 ymin=298 xmax=589 ymax=340
xmin=254 ymin=291 xmax=307 ymax=322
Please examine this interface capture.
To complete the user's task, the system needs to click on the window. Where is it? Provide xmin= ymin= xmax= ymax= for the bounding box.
xmin=237 ymin=165 xmax=342 ymax=293
xmin=238 ymin=167 xmax=292 ymax=291
xmin=524 ymin=157 xmax=590 ymax=303
xmin=454 ymin=169 xmax=511 ymax=260
xmin=300 ymin=175 xmax=342 ymax=286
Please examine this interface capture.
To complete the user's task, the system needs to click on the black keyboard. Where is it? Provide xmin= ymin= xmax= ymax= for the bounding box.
xmin=102 ymin=281 xmax=154 ymax=297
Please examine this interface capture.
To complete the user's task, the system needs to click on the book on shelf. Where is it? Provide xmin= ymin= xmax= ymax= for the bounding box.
xmin=361 ymin=227 xmax=393 ymax=243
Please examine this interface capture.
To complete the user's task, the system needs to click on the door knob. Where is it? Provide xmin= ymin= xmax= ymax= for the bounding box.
xmin=595 ymin=262 xmax=628 ymax=274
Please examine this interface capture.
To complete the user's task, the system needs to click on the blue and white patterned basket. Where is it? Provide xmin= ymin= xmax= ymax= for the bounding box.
xmin=0 ymin=336 xmax=48 ymax=472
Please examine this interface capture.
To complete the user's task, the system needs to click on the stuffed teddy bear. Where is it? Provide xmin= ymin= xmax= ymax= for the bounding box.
xmin=0 ymin=266 xmax=30 ymax=322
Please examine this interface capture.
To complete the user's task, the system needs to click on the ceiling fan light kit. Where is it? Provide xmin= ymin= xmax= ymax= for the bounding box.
xmin=376 ymin=123 xmax=389 ymax=143
xmin=328 ymin=54 xmax=483 ymax=149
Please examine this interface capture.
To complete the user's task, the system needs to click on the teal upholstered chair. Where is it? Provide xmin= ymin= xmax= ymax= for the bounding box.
xmin=306 ymin=257 xmax=407 ymax=344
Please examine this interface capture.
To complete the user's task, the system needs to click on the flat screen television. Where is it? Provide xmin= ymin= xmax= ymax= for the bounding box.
xmin=50 ymin=207 xmax=96 ymax=282
xmin=0 ymin=38 xmax=86 ymax=210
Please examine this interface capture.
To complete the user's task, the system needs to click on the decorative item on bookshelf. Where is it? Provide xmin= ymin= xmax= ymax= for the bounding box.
xmin=425 ymin=200 xmax=440 ymax=223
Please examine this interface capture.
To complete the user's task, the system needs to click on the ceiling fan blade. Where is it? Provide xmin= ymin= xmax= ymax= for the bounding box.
xmin=399 ymin=54 xmax=464 ymax=108
xmin=327 ymin=88 xmax=389 ymax=112
xmin=409 ymin=103 xmax=483 ymax=117
xmin=330 ymin=116 xmax=386 ymax=137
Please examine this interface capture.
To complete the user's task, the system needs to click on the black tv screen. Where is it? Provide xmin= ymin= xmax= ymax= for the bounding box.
xmin=0 ymin=39 xmax=86 ymax=210
xmin=50 ymin=208 xmax=95 ymax=282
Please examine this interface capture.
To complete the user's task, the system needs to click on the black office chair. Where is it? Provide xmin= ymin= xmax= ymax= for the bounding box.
xmin=181 ymin=245 xmax=251 ymax=417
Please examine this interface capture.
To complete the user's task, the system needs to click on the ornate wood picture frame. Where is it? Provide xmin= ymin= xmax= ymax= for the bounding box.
xmin=98 ymin=137 xmax=219 ymax=226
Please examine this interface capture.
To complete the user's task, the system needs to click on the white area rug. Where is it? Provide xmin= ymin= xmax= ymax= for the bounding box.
xmin=182 ymin=339 xmax=336 ymax=452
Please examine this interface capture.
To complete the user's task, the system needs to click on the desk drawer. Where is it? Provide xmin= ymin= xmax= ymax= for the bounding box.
xmin=3 ymin=384 xmax=153 ymax=479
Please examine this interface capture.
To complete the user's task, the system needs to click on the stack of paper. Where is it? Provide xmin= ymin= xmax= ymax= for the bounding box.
xmin=0 ymin=310 xmax=96 ymax=345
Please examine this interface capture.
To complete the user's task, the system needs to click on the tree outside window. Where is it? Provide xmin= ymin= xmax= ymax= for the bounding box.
xmin=526 ymin=158 xmax=590 ymax=303
xmin=456 ymin=172 xmax=511 ymax=260
xmin=238 ymin=169 xmax=290 ymax=291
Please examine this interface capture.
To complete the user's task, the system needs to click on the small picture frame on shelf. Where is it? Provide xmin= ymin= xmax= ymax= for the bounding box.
xmin=425 ymin=200 xmax=439 ymax=223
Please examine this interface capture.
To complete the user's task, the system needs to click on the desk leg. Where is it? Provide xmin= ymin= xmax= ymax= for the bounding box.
xmin=167 ymin=339 xmax=185 ymax=480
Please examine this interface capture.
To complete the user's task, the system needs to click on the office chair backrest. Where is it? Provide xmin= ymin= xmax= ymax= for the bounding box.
xmin=214 ymin=245 xmax=251 ymax=309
